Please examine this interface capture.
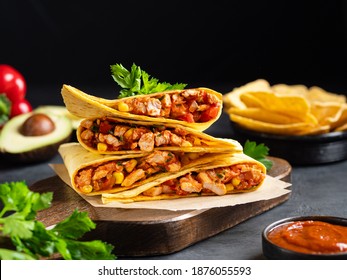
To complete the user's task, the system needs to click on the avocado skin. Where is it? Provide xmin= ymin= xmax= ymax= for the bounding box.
xmin=0 ymin=133 xmax=72 ymax=164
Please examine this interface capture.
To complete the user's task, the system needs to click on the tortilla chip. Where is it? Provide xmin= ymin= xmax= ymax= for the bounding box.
xmin=226 ymin=107 xmax=303 ymax=124
xmin=239 ymin=92 xmax=264 ymax=108
xmin=307 ymin=86 xmax=346 ymax=104
xmin=272 ymin=84 xmax=308 ymax=97
xmin=223 ymin=79 xmax=272 ymax=110
xmin=329 ymin=104 xmax=347 ymax=130
xmin=310 ymin=102 xmax=344 ymax=127
xmin=229 ymin=114 xmax=317 ymax=135
xmin=242 ymin=91 xmax=311 ymax=119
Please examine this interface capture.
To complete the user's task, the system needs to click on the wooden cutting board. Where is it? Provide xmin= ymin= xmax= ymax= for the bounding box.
xmin=33 ymin=156 xmax=291 ymax=257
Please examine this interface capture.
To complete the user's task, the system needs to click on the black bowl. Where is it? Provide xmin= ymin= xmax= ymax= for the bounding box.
xmin=262 ymin=216 xmax=347 ymax=260
xmin=230 ymin=123 xmax=347 ymax=165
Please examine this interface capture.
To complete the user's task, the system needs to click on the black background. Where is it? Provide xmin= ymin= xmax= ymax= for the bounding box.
xmin=1 ymin=0 xmax=347 ymax=101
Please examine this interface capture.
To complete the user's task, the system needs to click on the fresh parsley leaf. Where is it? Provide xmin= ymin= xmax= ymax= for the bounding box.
xmin=243 ymin=140 xmax=273 ymax=171
xmin=110 ymin=63 xmax=187 ymax=98
xmin=62 ymin=239 xmax=115 ymax=260
xmin=0 ymin=248 xmax=35 ymax=260
xmin=0 ymin=181 xmax=116 ymax=260
xmin=52 ymin=210 xmax=96 ymax=240
xmin=12 ymin=221 xmax=57 ymax=258
xmin=0 ymin=181 xmax=52 ymax=240
xmin=0 ymin=94 xmax=11 ymax=126
xmin=2 ymin=214 xmax=35 ymax=239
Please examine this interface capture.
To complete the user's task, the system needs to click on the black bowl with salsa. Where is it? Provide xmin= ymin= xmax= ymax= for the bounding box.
xmin=262 ymin=216 xmax=347 ymax=260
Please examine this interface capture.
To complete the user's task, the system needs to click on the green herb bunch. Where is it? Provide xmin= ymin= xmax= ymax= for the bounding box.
xmin=110 ymin=63 xmax=187 ymax=98
xmin=0 ymin=181 xmax=116 ymax=260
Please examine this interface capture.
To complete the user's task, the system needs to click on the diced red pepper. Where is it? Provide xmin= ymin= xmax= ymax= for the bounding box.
xmin=178 ymin=112 xmax=195 ymax=123
xmin=199 ymin=105 xmax=219 ymax=122
xmin=99 ymin=121 xmax=113 ymax=134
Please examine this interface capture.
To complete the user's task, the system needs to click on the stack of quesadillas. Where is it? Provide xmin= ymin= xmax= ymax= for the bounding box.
xmin=59 ymin=85 xmax=266 ymax=203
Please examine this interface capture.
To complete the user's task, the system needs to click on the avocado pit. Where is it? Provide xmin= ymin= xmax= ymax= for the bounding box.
xmin=20 ymin=113 xmax=56 ymax=136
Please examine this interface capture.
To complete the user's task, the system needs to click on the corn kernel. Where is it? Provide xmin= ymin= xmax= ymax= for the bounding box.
xmin=124 ymin=159 xmax=137 ymax=173
xmin=113 ymin=172 xmax=124 ymax=184
xmin=193 ymin=138 xmax=201 ymax=146
xmin=81 ymin=184 xmax=93 ymax=194
xmin=225 ymin=184 xmax=234 ymax=192
xmin=123 ymin=128 xmax=134 ymax=139
xmin=232 ymin=177 xmax=241 ymax=186
xmin=118 ymin=101 xmax=129 ymax=112
xmin=97 ymin=142 xmax=108 ymax=152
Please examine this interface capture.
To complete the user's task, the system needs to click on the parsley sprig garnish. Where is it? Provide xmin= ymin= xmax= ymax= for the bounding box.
xmin=243 ymin=140 xmax=273 ymax=171
xmin=0 ymin=181 xmax=116 ymax=260
xmin=0 ymin=94 xmax=11 ymax=126
xmin=110 ymin=63 xmax=187 ymax=98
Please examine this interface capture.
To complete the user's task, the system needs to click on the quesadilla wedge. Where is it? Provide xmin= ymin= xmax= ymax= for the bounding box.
xmin=61 ymin=84 xmax=223 ymax=131
xmin=101 ymin=152 xmax=266 ymax=203
xmin=58 ymin=142 xmax=240 ymax=196
xmin=77 ymin=116 xmax=242 ymax=154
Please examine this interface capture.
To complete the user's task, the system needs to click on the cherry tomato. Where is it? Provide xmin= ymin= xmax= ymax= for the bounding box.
xmin=0 ymin=64 xmax=27 ymax=103
xmin=10 ymin=99 xmax=32 ymax=118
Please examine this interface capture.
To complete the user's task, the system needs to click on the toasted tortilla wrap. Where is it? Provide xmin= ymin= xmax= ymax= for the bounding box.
xmin=61 ymin=84 xmax=223 ymax=131
xmin=101 ymin=152 xmax=266 ymax=203
xmin=58 ymin=142 xmax=242 ymax=196
xmin=77 ymin=116 xmax=242 ymax=154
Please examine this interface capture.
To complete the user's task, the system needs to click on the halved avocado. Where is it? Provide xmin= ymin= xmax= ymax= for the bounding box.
xmin=0 ymin=111 xmax=73 ymax=163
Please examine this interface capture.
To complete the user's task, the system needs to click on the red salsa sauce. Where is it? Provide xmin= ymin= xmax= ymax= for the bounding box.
xmin=267 ymin=220 xmax=347 ymax=254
